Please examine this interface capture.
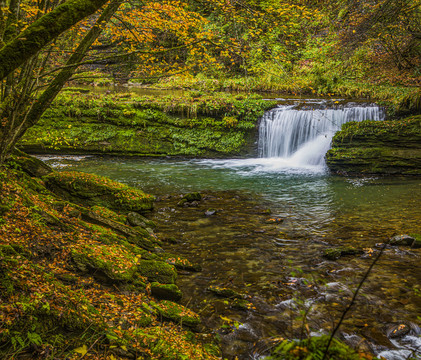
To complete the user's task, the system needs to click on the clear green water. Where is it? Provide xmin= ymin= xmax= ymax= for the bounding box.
xmin=41 ymin=155 xmax=421 ymax=359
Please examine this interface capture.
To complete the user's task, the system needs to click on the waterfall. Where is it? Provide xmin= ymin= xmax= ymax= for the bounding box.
xmin=258 ymin=104 xmax=384 ymax=166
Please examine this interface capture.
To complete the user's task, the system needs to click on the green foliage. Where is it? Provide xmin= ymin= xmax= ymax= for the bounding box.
xmin=20 ymin=92 xmax=276 ymax=157
xmin=269 ymin=335 xmax=377 ymax=360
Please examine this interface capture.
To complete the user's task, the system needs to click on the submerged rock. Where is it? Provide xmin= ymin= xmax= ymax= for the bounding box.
xmin=205 ymin=208 xmax=217 ymax=216
xmin=323 ymin=246 xmax=363 ymax=260
xmin=390 ymin=234 xmax=421 ymax=248
xmin=208 ymin=285 xmax=244 ymax=299
xmin=387 ymin=323 xmax=411 ymax=339
xmin=183 ymin=192 xmax=202 ymax=202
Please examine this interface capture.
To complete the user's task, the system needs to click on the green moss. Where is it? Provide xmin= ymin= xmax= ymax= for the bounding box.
xmin=323 ymin=247 xmax=363 ymax=261
xmin=19 ymin=92 xmax=276 ymax=157
xmin=91 ymin=205 xmax=126 ymax=224
xmin=269 ymin=335 xmax=377 ymax=360
xmin=208 ymin=285 xmax=243 ymax=299
xmin=150 ymin=300 xmax=200 ymax=327
xmin=70 ymin=247 xmax=139 ymax=283
xmin=326 ymin=116 xmax=421 ymax=175
xmin=150 ymin=282 xmax=182 ymax=301
xmin=408 ymin=234 xmax=421 ymax=248
xmin=137 ymin=260 xmax=177 ymax=284
xmin=44 ymin=171 xmax=155 ymax=212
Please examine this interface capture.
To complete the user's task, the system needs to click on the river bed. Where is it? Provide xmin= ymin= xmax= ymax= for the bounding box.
xmin=39 ymin=155 xmax=421 ymax=360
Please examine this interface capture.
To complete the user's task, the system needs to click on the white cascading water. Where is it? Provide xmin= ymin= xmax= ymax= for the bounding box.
xmin=258 ymin=105 xmax=384 ymax=166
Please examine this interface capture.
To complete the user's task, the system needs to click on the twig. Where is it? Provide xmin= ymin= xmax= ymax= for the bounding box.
xmin=322 ymin=241 xmax=388 ymax=360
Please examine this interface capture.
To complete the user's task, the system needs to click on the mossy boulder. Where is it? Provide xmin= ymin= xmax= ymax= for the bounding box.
xmin=323 ymin=246 xmax=363 ymax=260
xmin=91 ymin=205 xmax=126 ymax=224
xmin=390 ymin=234 xmax=421 ymax=249
xmin=208 ymin=285 xmax=244 ymax=299
xmin=127 ymin=212 xmax=156 ymax=229
xmin=326 ymin=116 xmax=421 ymax=175
xmin=150 ymin=282 xmax=182 ymax=301
xmin=137 ymin=260 xmax=177 ymax=284
xmin=44 ymin=171 xmax=155 ymax=212
xmin=70 ymin=246 xmax=142 ymax=284
xmin=183 ymin=192 xmax=202 ymax=202
xmin=150 ymin=300 xmax=200 ymax=327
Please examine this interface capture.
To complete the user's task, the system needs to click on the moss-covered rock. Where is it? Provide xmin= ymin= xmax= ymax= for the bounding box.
xmin=208 ymin=285 xmax=244 ymax=299
xmin=127 ymin=211 xmax=156 ymax=229
xmin=70 ymin=246 xmax=140 ymax=283
xmin=390 ymin=234 xmax=421 ymax=249
xmin=91 ymin=205 xmax=126 ymax=223
xmin=323 ymin=247 xmax=363 ymax=260
xmin=44 ymin=171 xmax=155 ymax=212
xmin=150 ymin=300 xmax=201 ymax=327
xmin=150 ymin=282 xmax=182 ymax=301
xmin=326 ymin=116 xmax=421 ymax=175
xmin=183 ymin=192 xmax=202 ymax=202
xmin=137 ymin=260 xmax=177 ymax=284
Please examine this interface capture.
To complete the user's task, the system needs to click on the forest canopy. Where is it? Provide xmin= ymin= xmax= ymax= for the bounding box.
xmin=0 ymin=0 xmax=420 ymax=162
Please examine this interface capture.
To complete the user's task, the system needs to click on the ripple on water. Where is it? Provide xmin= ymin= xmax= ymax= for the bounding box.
xmin=38 ymin=155 xmax=421 ymax=359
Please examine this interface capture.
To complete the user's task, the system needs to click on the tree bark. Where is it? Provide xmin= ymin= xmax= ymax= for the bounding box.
xmin=0 ymin=0 xmax=110 ymax=81
xmin=0 ymin=0 xmax=122 ymax=163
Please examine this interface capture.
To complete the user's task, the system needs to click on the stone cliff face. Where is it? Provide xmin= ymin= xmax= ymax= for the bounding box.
xmin=326 ymin=115 xmax=421 ymax=175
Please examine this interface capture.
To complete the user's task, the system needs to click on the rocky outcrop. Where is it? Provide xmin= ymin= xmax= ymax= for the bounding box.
xmin=326 ymin=115 xmax=421 ymax=175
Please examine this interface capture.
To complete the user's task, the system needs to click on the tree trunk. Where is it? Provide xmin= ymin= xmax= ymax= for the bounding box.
xmin=0 ymin=0 xmax=123 ymax=163
xmin=0 ymin=0 xmax=110 ymax=81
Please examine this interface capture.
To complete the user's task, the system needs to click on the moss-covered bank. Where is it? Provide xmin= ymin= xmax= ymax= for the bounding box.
xmin=19 ymin=92 xmax=276 ymax=157
xmin=0 ymin=153 xmax=219 ymax=359
xmin=326 ymin=115 xmax=421 ymax=175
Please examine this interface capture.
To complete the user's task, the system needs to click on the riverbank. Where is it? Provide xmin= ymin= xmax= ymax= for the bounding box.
xmin=74 ymin=73 xmax=421 ymax=117
xmin=0 ymin=153 xmax=220 ymax=359
xmin=19 ymin=92 xmax=276 ymax=158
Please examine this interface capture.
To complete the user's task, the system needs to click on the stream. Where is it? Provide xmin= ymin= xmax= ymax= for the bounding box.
xmin=37 ymin=100 xmax=421 ymax=360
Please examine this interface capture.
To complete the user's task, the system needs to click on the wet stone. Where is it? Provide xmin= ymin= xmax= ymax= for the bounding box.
xmin=205 ymin=208 xmax=217 ymax=216
xmin=387 ymin=323 xmax=411 ymax=339
xmin=208 ymin=285 xmax=244 ymax=299
xmin=390 ymin=234 xmax=421 ymax=248
xmin=265 ymin=217 xmax=283 ymax=224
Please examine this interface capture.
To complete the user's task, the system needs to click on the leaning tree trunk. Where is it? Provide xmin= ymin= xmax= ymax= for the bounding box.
xmin=0 ymin=0 xmax=110 ymax=81
xmin=0 ymin=0 xmax=123 ymax=164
